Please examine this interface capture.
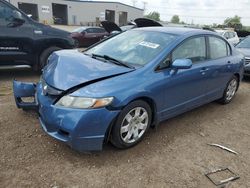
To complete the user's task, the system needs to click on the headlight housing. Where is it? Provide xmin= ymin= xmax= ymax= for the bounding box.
xmin=55 ymin=96 xmax=114 ymax=109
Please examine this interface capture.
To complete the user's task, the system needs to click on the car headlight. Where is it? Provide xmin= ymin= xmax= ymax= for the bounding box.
xmin=55 ymin=96 xmax=114 ymax=109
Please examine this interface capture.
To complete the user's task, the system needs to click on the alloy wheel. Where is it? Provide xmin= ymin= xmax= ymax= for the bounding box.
xmin=226 ymin=79 xmax=237 ymax=101
xmin=120 ymin=107 xmax=149 ymax=144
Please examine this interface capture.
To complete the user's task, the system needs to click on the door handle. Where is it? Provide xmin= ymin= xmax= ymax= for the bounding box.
xmin=200 ymin=67 xmax=209 ymax=75
xmin=200 ymin=68 xmax=209 ymax=72
xmin=227 ymin=61 xmax=231 ymax=64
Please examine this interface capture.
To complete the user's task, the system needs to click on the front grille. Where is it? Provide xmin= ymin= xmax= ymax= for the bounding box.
xmin=245 ymin=70 xmax=250 ymax=75
xmin=245 ymin=57 xmax=250 ymax=65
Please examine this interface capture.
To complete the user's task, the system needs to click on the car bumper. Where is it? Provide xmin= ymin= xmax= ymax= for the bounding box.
xmin=13 ymin=80 xmax=120 ymax=152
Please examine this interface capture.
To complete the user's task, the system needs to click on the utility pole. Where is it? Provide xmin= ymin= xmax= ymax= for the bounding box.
xmin=142 ymin=1 xmax=147 ymax=14
xmin=131 ymin=0 xmax=137 ymax=7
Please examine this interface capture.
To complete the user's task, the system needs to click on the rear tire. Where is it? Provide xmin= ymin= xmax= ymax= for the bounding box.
xmin=218 ymin=75 xmax=239 ymax=104
xmin=39 ymin=46 xmax=62 ymax=70
xmin=111 ymin=100 xmax=152 ymax=149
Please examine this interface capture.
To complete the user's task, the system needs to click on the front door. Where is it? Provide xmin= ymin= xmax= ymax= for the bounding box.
xmin=0 ymin=1 xmax=34 ymax=65
xmin=158 ymin=36 xmax=210 ymax=120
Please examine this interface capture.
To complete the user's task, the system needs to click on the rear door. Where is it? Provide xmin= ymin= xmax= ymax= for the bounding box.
xmin=0 ymin=1 xmax=34 ymax=65
xmin=95 ymin=28 xmax=107 ymax=40
xmin=84 ymin=28 xmax=100 ymax=46
xmin=203 ymin=36 xmax=234 ymax=100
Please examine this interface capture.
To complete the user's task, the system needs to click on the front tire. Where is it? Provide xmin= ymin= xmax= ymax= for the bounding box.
xmin=39 ymin=46 xmax=62 ymax=70
xmin=218 ymin=75 xmax=239 ymax=104
xmin=111 ymin=100 xmax=152 ymax=149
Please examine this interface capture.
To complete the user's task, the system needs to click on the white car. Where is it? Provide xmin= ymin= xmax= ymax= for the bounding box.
xmin=215 ymin=30 xmax=239 ymax=45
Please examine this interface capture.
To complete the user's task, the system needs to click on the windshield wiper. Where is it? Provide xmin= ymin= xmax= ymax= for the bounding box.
xmin=91 ymin=53 xmax=135 ymax=69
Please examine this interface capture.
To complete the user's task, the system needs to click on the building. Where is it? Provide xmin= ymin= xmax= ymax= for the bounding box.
xmin=8 ymin=0 xmax=143 ymax=26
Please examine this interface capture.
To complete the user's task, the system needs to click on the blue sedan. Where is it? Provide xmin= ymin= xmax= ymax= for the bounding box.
xmin=13 ymin=27 xmax=244 ymax=152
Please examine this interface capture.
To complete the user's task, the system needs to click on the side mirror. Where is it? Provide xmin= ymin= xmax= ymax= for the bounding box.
xmin=81 ymin=31 xmax=86 ymax=35
xmin=8 ymin=10 xmax=25 ymax=27
xmin=172 ymin=59 xmax=192 ymax=69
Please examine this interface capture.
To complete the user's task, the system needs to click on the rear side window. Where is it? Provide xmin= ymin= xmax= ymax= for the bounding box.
xmin=95 ymin=28 xmax=105 ymax=33
xmin=209 ymin=37 xmax=228 ymax=59
xmin=172 ymin=37 xmax=206 ymax=63
xmin=228 ymin=32 xmax=234 ymax=38
xmin=86 ymin=28 xmax=105 ymax=33
xmin=86 ymin=28 xmax=95 ymax=33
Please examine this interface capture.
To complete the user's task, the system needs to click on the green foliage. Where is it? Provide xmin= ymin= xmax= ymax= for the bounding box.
xmin=244 ymin=26 xmax=250 ymax=32
xmin=224 ymin=15 xmax=242 ymax=30
xmin=144 ymin=11 xmax=160 ymax=21
xmin=171 ymin=15 xmax=180 ymax=24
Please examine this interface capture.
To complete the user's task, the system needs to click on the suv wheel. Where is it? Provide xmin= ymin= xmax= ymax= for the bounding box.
xmin=39 ymin=46 xmax=62 ymax=70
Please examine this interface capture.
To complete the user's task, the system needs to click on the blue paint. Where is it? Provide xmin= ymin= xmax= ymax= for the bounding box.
xmin=13 ymin=27 xmax=244 ymax=152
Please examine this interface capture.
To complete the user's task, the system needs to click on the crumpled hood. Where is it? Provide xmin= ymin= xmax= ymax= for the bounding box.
xmin=43 ymin=50 xmax=132 ymax=91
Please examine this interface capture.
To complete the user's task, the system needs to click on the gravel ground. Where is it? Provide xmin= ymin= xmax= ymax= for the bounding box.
xmin=0 ymin=68 xmax=250 ymax=188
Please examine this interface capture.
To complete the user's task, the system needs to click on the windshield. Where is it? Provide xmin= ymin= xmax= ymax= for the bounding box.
xmin=236 ymin=37 xmax=250 ymax=48
xmin=73 ymin=27 xmax=86 ymax=33
xmin=85 ymin=30 xmax=177 ymax=66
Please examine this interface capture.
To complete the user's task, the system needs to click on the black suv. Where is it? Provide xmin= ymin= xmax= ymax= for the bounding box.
xmin=0 ymin=0 xmax=75 ymax=71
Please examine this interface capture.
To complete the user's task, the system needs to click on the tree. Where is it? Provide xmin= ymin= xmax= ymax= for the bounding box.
xmin=144 ymin=11 xmax=160 ymax=21
xmin=171 ymin=15 xmax=180 ymax=24
xmin=224 ymin=15 xmax=242 ymax=30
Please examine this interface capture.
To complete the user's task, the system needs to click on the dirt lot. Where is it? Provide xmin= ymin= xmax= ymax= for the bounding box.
xmin=0 ymin=68 xmax=250 ymax=188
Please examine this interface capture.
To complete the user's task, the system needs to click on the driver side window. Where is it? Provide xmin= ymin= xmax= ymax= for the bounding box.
xmin=0 ymin=2 xmax=15 ymax=26
xmin=172 ymin=37 xmax=206 ymax=63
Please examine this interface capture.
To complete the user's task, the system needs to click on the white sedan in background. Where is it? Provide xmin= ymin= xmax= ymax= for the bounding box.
xmin=215 ymin=29 xmax=240 ymax=45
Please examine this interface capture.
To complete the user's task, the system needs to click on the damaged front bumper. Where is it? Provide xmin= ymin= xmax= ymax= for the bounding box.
xmin=13 ymin=81 xmax=38 ymax=111
xmin=13 ymin=80 xmax=120 ymax=152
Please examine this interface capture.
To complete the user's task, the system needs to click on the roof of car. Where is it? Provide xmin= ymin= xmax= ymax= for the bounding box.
xmin=134 ymin=26 xmax=215 ymax=35
xmin=215 ymin=29 xmax=235 ymax=33
xmin=77 ymin=26 xmax=103 ymax=29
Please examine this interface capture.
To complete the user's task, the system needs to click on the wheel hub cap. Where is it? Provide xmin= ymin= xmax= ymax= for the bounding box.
xmin=226 ymin=79 xmax=237 ymax=101
xmin=120 ymin=107 xmax=149 ymax=144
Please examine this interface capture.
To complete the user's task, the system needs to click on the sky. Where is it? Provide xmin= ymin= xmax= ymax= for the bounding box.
xmin=93 ymin=0 xmax=250 ymax=26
